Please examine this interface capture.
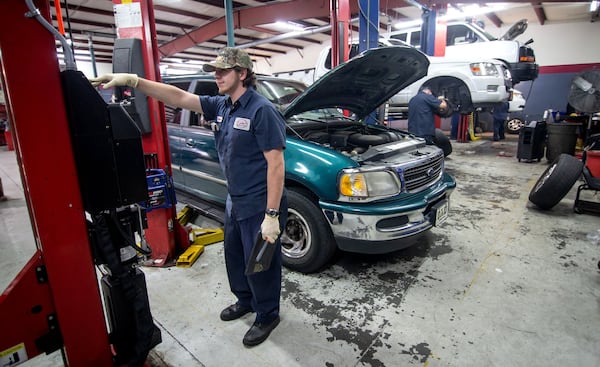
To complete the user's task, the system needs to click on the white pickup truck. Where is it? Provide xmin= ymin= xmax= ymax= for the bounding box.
xmin=315 ymin=39 xmax=512 ymax=119
xmin=387 ymin=20 xmax=539 ymax=84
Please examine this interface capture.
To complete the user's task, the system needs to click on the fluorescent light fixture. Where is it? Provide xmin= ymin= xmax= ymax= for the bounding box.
xmin=274 ymin=21 xmax=306 ymax=31
xmin=591 ymin=1 xmax=599 ymax=12
xmin=393 ymin=19 xmax=423 ymax=30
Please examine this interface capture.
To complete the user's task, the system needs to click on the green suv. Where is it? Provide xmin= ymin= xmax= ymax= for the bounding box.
xmin=165 ymin=46 xmax=456 ymax=273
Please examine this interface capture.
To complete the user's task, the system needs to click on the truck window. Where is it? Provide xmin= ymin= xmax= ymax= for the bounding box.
xmin=324 ymin=44 xmax=362 ymax=70
xmin=409 ymin=31 xmax=420 ymax=47
xmin=190 ymin=81 xmax=220 ymax=127
xmin=391 ymin=32 xmax=407 ymax=43
xmin=446 ymin=24 xmax=481 ymax=45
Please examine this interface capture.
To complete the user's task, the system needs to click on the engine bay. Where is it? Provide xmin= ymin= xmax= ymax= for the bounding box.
xmin=292 ymin=122 xmax=414 ymax=155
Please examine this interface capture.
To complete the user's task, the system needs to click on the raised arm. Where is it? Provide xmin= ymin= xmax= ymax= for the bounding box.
xmin=90 ymin=73 xmax=203 ymax=113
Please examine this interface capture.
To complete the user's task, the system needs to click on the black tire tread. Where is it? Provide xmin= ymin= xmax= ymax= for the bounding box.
xmin=434 ymin=129 xmax=452 ymax=157
xmin=529 ymin=154 xmax=583 ymax=210
xmin=283 ymin=188 xmax=336 ymax=273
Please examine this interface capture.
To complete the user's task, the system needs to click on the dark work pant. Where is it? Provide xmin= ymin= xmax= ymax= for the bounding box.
xmin=223 ymin=196 xmax=286 ymax=324
xmin=493 ymin=118 xmax=505 ymax=140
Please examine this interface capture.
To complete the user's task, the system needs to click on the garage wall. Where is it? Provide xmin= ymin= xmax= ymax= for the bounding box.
xmin=506 ymin=21 xmax=600 ymax=118
xmin=498 ymin=21 xmax=600 ymax=67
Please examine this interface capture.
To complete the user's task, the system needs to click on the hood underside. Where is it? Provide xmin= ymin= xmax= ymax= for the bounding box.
xmin=283 ymin=46 xmax=429 ymax=120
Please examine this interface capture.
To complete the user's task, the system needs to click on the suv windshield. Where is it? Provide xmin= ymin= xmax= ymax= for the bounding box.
xmin=290 ymin=108 xmax=355 ymax=122
xmin=255 ymin=79 xmax=305 ymax=108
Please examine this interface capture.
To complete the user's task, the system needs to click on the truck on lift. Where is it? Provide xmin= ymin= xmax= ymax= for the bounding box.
xmin=315 ymin=38 xmax=513 ymax=120
xmin=386 ymin=19 xmax=539 ymax=84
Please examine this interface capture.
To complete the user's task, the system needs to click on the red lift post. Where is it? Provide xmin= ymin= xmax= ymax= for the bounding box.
xmin=330 ymin=0 xmax=350 ymax=69
xmin=111 ymin=0 xmax=179 ymax=266
xmin=0 ymin=0 xmax=113 ymax=365
xmin=430 ymin=4 xmax=448 ymax=130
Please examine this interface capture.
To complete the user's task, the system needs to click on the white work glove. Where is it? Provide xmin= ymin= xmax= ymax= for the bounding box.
xmin=89 ymin=73 xmax=139 ymax=89
xmin=261 ymin=215 xmax=280 ymax=243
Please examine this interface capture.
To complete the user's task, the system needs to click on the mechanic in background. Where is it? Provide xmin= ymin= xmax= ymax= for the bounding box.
xmin=492 ymin=101 xmax=509 ymax=141
xmin=91 ymin=47 xmax=287 ymax=348
xmin=408 ymin=86 xmax=447 ymax=144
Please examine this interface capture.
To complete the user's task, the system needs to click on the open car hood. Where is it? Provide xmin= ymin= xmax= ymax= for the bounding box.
xmin=283 ymin=46 xmax=429 ymax=120
xmin=500 ymin=19 xmax=528 ymax=41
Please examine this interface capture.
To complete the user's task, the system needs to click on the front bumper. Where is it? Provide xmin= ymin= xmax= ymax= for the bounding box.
xmin=320 ymin=175 xmax=455 ymax=254
xmin=470 ymin=80 xmax=510 ymax=105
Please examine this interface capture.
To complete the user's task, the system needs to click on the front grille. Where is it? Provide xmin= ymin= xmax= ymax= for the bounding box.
xmin=401 ymin=154 xmax=444 ymax=193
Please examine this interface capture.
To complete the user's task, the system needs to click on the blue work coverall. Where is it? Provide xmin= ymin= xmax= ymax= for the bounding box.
xmin=200 ymin=88 xmax=287 ymax=324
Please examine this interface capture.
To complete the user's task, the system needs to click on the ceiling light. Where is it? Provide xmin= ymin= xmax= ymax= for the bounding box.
xmin=274 ymin=21 xmax=306 ymax=31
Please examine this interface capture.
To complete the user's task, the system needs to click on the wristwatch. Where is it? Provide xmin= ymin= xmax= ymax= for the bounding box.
xmin=265 ymin=208 xmax=280 ymax=217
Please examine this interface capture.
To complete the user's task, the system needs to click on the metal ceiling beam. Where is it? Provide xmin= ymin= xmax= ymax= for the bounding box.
xmin=485 ymin=12 xmax=503 ymax=27
xmin=531 ymin=1 xmax=547 ymax=25
xmin=158 ymin=0 xmax=411 ymax=57
xmin=153 ymin=4 xmax=211 ymax=20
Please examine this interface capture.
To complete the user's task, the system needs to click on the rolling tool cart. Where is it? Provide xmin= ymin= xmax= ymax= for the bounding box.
xmin=517 ymin=121 xmax=546 ymax=162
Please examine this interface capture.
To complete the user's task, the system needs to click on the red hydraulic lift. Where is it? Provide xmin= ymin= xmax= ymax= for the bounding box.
xmin=110 ymin=0 xmax=179 ymax=267
xmin=0 ymin=0 xmax=113 ymax=365
xmin=0 ymin=0 xmax=168 ymax=365
xmin=419 ymin=3 xmax=448 ymax=130
xmin=330 ymin=0 xmax=351 ymax=69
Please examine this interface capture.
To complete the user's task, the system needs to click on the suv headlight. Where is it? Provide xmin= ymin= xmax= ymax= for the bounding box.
xmin=338 ymin=169 xmax=400 ymax=201
xmin=470 ymin=62 xmax=499 ymax=76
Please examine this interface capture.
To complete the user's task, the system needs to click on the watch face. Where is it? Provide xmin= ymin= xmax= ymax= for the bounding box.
xmin=266 ymin=209 xmax=279 ymax=217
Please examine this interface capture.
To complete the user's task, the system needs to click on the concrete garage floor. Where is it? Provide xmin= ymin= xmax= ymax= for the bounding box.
xmin=2 ymin=134 xmax=600 ymax=367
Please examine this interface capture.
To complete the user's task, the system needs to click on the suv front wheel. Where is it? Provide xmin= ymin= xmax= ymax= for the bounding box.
xmin=281 ymin=188 xmax=336 ymax=273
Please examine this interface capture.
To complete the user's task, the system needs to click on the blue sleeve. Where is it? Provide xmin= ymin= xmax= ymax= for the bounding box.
xmin=199 ymin=95 xmax=221 ymax=121
xmin=426 ymin=94 xmax=442 ymax=108
xmin=253 ymin=105 xmax=287 ymax=151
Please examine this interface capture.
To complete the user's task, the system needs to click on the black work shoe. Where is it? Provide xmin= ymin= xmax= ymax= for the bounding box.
xmin=220 ymin=304 xmax=253 ymax=321
xmin=242 ymin=316 xmax=280 ymax=347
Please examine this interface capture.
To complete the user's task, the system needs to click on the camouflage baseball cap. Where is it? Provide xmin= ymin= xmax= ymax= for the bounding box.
xmin=203 ymin=47 xmax=253 ymax=72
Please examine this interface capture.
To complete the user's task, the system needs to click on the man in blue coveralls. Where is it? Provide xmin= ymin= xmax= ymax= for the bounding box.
xmin=407 ymin=86 xmax=447 ymax=144
xmin=91 ymin=47 xmax=287 ymax=347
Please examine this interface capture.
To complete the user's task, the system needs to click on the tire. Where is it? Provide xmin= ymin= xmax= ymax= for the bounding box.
xmin=434 ymin=129 xmax=452 ymax=157
xmin=506 ymin=118 xmax=525 ymax=134
xmin=281 ymin=188 xmax=337 ymax=273
xmin=528 ymin=154 xmax=583 ymax=210
xmin=435 ymin=98 xmax=455 ymax=118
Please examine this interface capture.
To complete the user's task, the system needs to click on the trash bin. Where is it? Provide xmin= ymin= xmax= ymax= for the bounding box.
xmin=517 ymin=121 xmax=546 ymax=162
xmin=545 ymin=122 xmax=581 ymax=162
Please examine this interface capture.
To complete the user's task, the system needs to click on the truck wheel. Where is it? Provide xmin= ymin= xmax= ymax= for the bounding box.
xmin=281 ymin=188 xmax=337 ymax=273
xmin=506 ymin=117 xmax=525 ymax=134
xmin=529 ymin=154 xmax=583 ymax=210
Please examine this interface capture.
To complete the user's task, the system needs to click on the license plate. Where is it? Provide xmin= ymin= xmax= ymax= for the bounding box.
xmin=431 ymin=199 xmax=449 ymax=226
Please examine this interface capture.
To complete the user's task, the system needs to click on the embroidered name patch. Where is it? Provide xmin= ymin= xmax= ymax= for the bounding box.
xmin=233 ymin=117 xmax=251 ymax=131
